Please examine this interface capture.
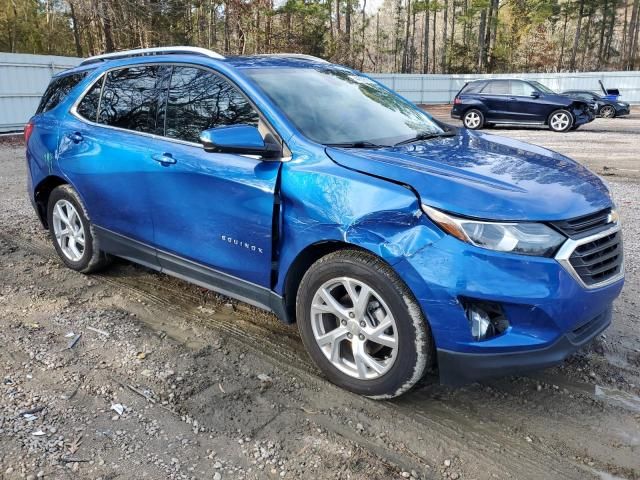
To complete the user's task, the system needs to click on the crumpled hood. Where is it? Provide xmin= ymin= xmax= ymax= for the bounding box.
xmin=326 ymin=130 xmax=612 ymax=221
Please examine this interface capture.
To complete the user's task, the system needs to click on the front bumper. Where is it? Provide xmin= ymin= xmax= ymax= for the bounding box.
xmin=394 ymin=226 xmax=624 ymax=385
xmin=574 ymin=108 xmax=596 ymax=125
xmin=438 ymin=305 xmax=611 ymax=385
xmin=615 ymin=105 xmax=631 ymax=116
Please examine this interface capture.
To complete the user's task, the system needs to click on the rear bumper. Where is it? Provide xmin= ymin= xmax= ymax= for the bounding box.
xmin=437 ymin=306 xmax=611 ymax=385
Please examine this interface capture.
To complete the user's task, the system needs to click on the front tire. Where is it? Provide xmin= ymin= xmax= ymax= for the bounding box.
xmin=296 ymin=250 xmax=433 ymax=399
xmin=599 ymin=105 xmax=616 ymax=118
xmin=47 ymin=185 xmax=111 ymax=273
xmin=463 ymin=109 xmax=484 ymax=130
xmin=548 ymin=109 xmax=573 ymax=132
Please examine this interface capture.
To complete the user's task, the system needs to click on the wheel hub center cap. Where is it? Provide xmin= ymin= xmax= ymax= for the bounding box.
xmin=346 ymin=320 xmax=360 ymax=336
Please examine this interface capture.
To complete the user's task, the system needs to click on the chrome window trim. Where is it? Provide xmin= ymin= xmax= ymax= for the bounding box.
xmin=68 ymin=61 xmax=290 ymax=159
xmin=555 ymin=224 xmax=624 ymax=290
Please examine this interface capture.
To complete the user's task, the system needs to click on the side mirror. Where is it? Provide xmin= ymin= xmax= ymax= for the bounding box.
xmin=530 ymin=91 xmax=540 ymax=98
xmin=200 ymin=125 xmax=281 ymax=159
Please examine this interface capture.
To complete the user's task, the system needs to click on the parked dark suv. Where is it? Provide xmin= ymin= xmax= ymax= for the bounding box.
xmin=451 ymin=79 xmax=595 ymax=132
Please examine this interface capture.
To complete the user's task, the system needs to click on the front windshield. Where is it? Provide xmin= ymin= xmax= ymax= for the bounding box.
xmin=244 ymin=67 xmax=444 ymax=146
xmin=530 ymin=81 xmax=556 ymax=94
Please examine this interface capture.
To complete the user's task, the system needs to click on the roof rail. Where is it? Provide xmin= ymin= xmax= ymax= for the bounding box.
xmin=80 ymin=46 xmax=225 ymax=66
xmin=255 ymin=53 xmax=329 ymax=64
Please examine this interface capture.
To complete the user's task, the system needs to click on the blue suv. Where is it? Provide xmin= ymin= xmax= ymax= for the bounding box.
xmin=26 ymin=47 xmax=624 ymax=398
xmin=451 ymin=79 xmax=596 ymax=132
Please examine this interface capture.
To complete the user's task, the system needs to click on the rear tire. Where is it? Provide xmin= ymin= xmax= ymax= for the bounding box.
xmin=296 ymin=250 xmax=433 ymax=399
xmin=548 ymin=109 xmax=573 ymax=132
xmin=47 ymin=185 xmax=111 ymax=273
xmin=463 ymin=109 xmax=484 ymax=130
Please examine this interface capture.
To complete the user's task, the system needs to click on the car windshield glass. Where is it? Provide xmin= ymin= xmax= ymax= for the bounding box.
xmin=244 ymin=67 xmax=444 ymax=146
xmin=530 ymin=81 xmax=555 ymax=94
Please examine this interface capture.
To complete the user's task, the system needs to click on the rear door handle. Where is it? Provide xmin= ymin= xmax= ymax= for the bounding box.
xmin=152 ymin=153 xmax=176 ymax=166
xmin=68 ymin=132 xmax=83 ymax=143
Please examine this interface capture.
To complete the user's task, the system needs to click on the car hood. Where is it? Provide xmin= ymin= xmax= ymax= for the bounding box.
xmin=325 ymin=130 xmax=612 ymax=221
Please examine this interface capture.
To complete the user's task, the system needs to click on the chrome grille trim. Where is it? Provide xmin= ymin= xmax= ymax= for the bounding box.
xmin=555 ymin=224 xmax=624 ymax=289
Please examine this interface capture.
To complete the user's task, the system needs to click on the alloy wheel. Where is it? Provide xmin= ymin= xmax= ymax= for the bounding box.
xmin=52 ymin=199 xmax=85 ymax=262
xmin=464 ymin=111 xmax=481 ymax=129
xmin=310 ymin=277 xmax=398 ymax=380
xmin=600 ymin=105 xmax=615 ymax=118
xmin=550 ymin=112 xmax=571 ymax=131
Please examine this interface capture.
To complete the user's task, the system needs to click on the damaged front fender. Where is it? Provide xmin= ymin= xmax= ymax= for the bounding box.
xmin=275 ymin=142 xmax=445 ymax=295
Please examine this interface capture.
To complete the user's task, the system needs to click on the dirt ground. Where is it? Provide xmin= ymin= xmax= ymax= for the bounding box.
xmin=1 ymin=109 xmax=639 ymax=480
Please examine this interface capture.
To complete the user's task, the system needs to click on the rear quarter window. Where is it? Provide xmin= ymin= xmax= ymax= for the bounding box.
xmin=459 ymin=82 xmax=484 ymax=94
xmin=37 ymin=72 xmax=87 ymax=114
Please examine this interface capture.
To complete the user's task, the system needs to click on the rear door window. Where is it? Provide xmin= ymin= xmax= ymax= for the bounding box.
xmin=164 ymin=66 xmax=259 ymax=143
xmin=37 ymin=72 xmax=87 ymax=114
xmin=481 ymin=80 xmax=510 ymax=95
xmin=97 ymin=66 xmax=168 ymax=134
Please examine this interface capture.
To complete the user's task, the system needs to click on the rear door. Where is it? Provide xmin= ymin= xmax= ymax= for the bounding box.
xmin=57 ymin=65 xmax=170 ymax=268
xmin=478 ymin=80 xmax=513 ymax=120
xmin=147 ymin=65 xmax=281 ymax=289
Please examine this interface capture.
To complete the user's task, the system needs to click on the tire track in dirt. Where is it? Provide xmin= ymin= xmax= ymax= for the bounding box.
xmin=3 ymin=233 xmax=598 ymax=479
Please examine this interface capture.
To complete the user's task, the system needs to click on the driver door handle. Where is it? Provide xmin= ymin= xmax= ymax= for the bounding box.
xmin=152 ymin=153 xmax=177 ymax=166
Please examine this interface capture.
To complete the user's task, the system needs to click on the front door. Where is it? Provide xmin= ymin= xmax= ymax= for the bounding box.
xmin=508 ymin=80 xmax=547 ymax=122
xmin=147 ymin=65 xmax=281 ymax=288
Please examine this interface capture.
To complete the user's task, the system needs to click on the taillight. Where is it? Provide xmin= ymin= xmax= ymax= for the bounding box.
xmin=24 ymin=121 xmax=34 ymax=145
xmin=454 ymin=97 xmax=462 ymax=104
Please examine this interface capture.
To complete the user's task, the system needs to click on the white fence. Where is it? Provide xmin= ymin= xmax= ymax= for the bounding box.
xmin=1 ymin=51 xmax=639 ymax=132
xmin=0 ymin=53 xmax=81 ymax=132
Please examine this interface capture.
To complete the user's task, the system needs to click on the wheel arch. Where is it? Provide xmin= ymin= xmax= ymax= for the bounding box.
xmin=281 ymin=240 xmax=370 ymax=324
xmin=546 ymin=107 xmax=575 ymax=128
xmin=33 ymin=175 xmax=68 ymax=228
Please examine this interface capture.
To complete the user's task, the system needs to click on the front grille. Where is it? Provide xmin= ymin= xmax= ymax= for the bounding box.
xmin=551 ymin=208 xmax=611 ymax=238
xmin=568 ymin=231 xmax=623 ymax=286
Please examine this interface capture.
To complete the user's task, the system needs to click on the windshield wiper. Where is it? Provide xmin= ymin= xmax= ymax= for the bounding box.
xmin=325 ymin=141 xmax=384 ymax=149
xmin=394 ymin=131 xmax=457 ymax=147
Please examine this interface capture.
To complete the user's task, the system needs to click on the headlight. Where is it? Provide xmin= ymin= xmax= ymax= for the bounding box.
xmin=422 ymin=205 xmax=565 ymax=257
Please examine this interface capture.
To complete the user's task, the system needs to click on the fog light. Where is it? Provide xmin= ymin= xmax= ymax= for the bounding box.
xmin=462 ymin=300 xmax=509 ymax=341
xmin=469 ymin=308 xmax=492 ymax=341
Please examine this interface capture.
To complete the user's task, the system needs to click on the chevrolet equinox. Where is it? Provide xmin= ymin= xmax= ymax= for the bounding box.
xmin=26 ymin=47 xmax=624 ymax=398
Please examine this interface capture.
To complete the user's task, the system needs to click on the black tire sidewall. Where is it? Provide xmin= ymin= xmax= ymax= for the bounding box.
xmin=296 ymin=252 xmax=429 ymax=398
xmin=463 ymin=109 xmax=484 ymax=130
xmin=47 ymin=186 xmax=95 ymax=272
